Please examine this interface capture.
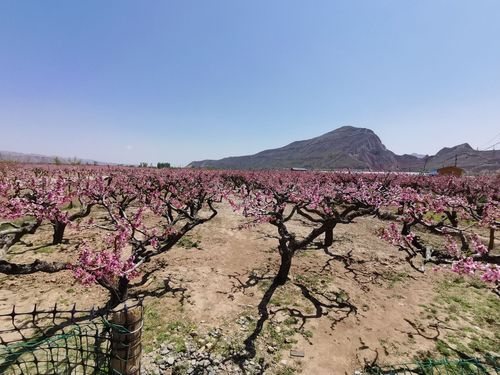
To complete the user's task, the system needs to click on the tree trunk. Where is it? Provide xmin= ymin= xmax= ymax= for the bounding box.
xmin=109 ymin=276 xmax=130 ymax=308
xmin=52 ymin=221 xmax=67 ymax=245
xmin=0 ymin=259 xmax=67 ymax=274
xmin=110 ymin=302 xmax=143 ymax=375
xmin=324 ymin=223 xmax=335 ymax=247
xmin=274 ymin=248 xmax=293 ymax=285
xmin=1 ymin=221 xmax=40 ymax=259
xmin=489 ymin=227 xmax=495 ymax=251
xmin=447 ymin=210 xmax=458 ymax=228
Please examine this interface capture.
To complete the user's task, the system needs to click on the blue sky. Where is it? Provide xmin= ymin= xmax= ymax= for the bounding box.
xmin=0 ymin=1 xmax=499 ymax=166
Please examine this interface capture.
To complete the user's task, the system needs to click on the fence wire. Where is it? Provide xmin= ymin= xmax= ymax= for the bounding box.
xmin=0 ymin=301 xmax=142 ymax=375
xmin=365 ymin=355 xmax=500 ymax=375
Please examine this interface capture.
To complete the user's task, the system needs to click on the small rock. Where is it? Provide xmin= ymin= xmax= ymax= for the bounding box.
xmin=267 ymin=346 xmax=275 ymax=353
xmin=274 ymin=315 xmax=286 ymax=323
xmin=275 ymin=326 xmax=281 ymax=333
xmin=280 ymin=360 xmax=288 ymax=366
xmin=166 ymin=356 xmax=175 ymax=365
xmin=290 ymin=349 xmax=305 ymax=358
xmin=155 ymin=357 xmax=165 ymax=365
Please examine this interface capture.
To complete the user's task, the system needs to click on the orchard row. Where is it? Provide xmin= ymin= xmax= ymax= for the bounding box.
xmin=0 ymin=164 xmax=498 ymax=306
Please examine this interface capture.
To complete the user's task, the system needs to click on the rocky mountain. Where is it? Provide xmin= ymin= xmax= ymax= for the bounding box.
xmin=189 ymin=126 xmax=500 ymax=173
xmin=422 ymin=143 xmax=499 ymax=173
xmin=0 ymin=150 xmax=110 ymax=165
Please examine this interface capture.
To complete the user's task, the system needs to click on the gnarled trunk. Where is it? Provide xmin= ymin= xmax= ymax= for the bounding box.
xmin=109 ymin=276 xmax=130 ymax=308
xmin=52 ymin=221 xmax=67 ymax=245
xmin=0 ymin=259 xmax=67 ymax=274
xmin=323 ymin=222 xmax=335 ymax=247
xmin=1 ymin=221 xmax=40 ymax=259
xmin=274 ymin=247 xmax=293 ymax=285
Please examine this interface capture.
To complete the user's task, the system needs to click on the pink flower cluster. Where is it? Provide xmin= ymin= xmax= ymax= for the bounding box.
xmin=73 ymin=245 xmax=138 ymax=285
xmin=378 ymin=173 xmax=498 ymax=284
xmin=451 ymin=258 xmax=500 ymax=283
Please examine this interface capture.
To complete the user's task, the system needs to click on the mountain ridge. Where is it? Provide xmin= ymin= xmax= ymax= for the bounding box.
xmin=188 ymin=126 xmax=500 ymax=173
xmin=0 ymin=150 xmax=112 ymax=166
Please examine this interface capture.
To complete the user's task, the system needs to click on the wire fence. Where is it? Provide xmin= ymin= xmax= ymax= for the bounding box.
xmin=2 ymin=301 xmax=497 ymax=375
xmin=0 ymin=301 xmax=143 ymax=375
xmin=365 ymin=355 xmax=500 ymax=374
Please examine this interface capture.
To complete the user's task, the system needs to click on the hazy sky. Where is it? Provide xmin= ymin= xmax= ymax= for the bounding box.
xmin=1 ymin=1 xmax=499 ymax=166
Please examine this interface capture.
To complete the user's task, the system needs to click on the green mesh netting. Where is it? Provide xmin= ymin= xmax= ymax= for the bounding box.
xmin=365 ymin=355 xmax=499 ymax=375
xmin=0 ymin=304 xmax=140 ymax=375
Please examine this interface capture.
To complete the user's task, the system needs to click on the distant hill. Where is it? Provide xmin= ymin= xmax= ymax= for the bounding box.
xmin=0 ymin=150 xmax=111 ymax=165
xmin=188 ymin=126 xmax=500 ymax=173
xmin=411 ymin=153 xmax=427 ymax=159
xmin=422 ymin=143 xmax=499 ymax=173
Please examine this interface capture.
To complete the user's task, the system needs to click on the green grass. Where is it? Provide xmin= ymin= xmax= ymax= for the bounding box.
xmin=267 ymin=283 xmax=296 ymax=308
xmin=294 ymin=272 xmax=332 ymax=289
xmin=421 ymin=212 xmax=477 ymax=227
xmin=432 ymin=276 xmax=499 ymax=358
xmin=142 ymin=303 xmax=196 ymax=353
xmin=275 ymin=367 xmax=297 ymax=375
xmin=283 ymin=317 xmax=298 ymax=326
xmin=384 ymin=271 xmax=410 ymax=288
xmin=176 ymin=235 xmax=201 ymax=249
xmin=36 ymin=246 xmax=56 ymax=254
xmin=265 ymin=323 xmax=296 ymax=350
xmin=257 ymin=278 xmax=273 ymax=292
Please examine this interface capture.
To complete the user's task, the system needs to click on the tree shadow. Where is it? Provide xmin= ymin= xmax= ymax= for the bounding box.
xmin=284 ymin=281 xmax=357 ymax=330
xmin=227 ymin=267 xmax=275 ymax=295
xmin=363 ymin=339 xmax=495 ymax=375
xmin=0 ymin=304 xmax=111 ymax=374
xmin=7 ymin=242 xmax=53 ymax=256
xmin=315 ymin=245 xmax=386 ymax=292
xmin=130 ymin=275 xmax=189 ymax=305
xmin=229 ymin=272 xmax=357 ymax=370
xmin=253 ymin=229 xmax=280 ymax=241
xmin=232 ymin=279 xmax=281 ymax=366
xmin=401 ymin=318 xmax=442 ymax=340
xmin=397 ymin=317 xmax=467 ymax=343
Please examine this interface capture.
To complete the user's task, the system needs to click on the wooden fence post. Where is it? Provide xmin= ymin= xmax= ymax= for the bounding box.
xmin=110 ymin=301 xmax=143 ymax=374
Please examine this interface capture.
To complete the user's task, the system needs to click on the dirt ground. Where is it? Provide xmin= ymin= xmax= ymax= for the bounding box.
xmin=1 ymin=203 xmax=498 ymax=374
